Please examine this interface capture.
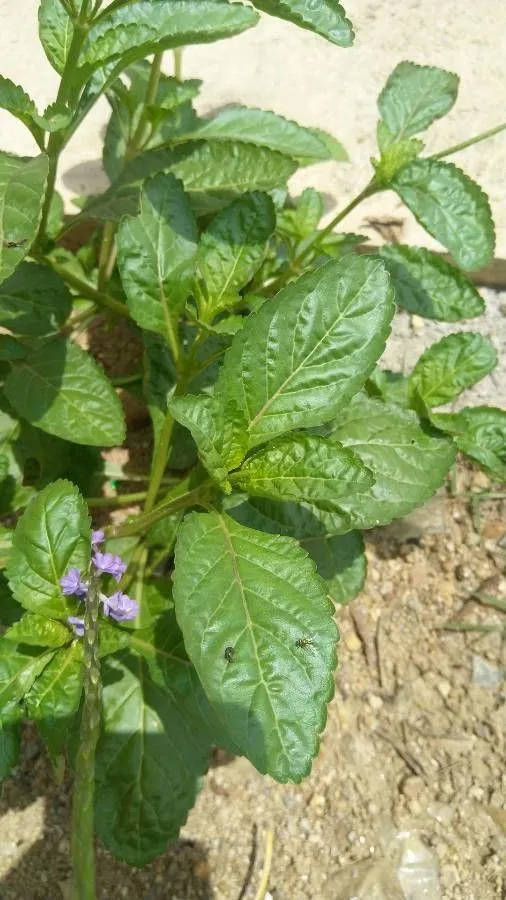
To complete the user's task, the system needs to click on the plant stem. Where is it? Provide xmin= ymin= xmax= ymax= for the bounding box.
xmin=254 ymin=826 xmax=274 ymax=900
xmin=36 ymin=254 xmax=130 ymax=318
xmin=97 ymin=221 xmax=118 ymax=291
xmin=143 ymin=413 xmax=174 ymax=514
xmin=36 ymin=4 xmax=93 ymax=248
xmin=71 ymin=572 xmax=101 ymax=900
xmin=264 ymin=180 xmax=377 ymax=295
xmin=96 ymin=53 xmax=164 ymax=290
xmin=86 ymin=491 xmax=149 ymax=507
xmin=174 ymin=48 xmax=184 ymax=81
xmin=430 ymin=122 xmax=506 ymax=160
xmin=110 ymin=372 xmax=143 ymax=387
xmin=129 ymin=52 xmax=164 ymax=153
xmin=109 ymin=482 xmax=212 ymax=538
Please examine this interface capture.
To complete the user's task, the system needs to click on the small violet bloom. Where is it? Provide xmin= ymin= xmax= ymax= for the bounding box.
xmin=68 ymin=615 xmax=85 ymax=637
xmin=60 ymin=567 xmax=88 ymax=598
xmin=92 ymin=551 xmax=127 ymax=582
xmin=102 ymin=591 xmax=139 ymax=623
xmin=91 ymin=529 xmax=105 ymax=546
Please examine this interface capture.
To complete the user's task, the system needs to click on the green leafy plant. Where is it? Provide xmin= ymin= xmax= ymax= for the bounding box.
xmin=0 ymin=1 xmax=504 ymax=897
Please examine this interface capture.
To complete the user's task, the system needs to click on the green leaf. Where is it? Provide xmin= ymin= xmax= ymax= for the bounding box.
xmin=225 ymin=492 xmax=353 ymax=539
xmin=82 ymin=1 xmax=259 ymax=72
xmin=434 ymin=406 xmax=506 ymax=479
xmin=5 ymin=338 xmax=126 ymax=447
xmin=198 ymin=192 xmax=275 ymax=313
xmin=302 ymin=531 xmax=366 ymax=606
xmin=121 ymin=141 xmax=298 ymax=215
xmin=185 ymin=107 xmax=347 ymax=163
xmin=173 ymin=511 xmax=338 ymax=782
xmin=0 ymin=76 xmax=44 ymax=146
xmin=392 ymin=160 xmax=495 ymax=271
xmin=0 ymin=153 xmax=49 ymax=285
xmin=328 ymin=395 xmax=457 ymax=528
xmin=0 ymin=335 xmax=26 ymax=360
xmin=251 ymin=0 xmax=354 ymax=47
xmin=278 ymin=188 xmax=324 ymax=239
xmin=117 ymin=174 xmax=198 ymax=345
xmin=378 ymin=244 xmax=484 ymax=321
xmin=95 ymin=652 xmax=211 ymax=866
xmin=7 ymin=480 xmax=90 ymax=619
xmin=4 ymin=613 xmax=70 ymax=648
xmin=218 ymin=255 xmax=395 ymax=448
xmin=0 ymin=526 xmax=14 ymax=572
xmin=129 ymin=610 xmax=228 ymax=746
xmin=169 ymin=394 xmax=247 ymax=485
xmin=0 ymin=637 xmax=54 ymax=712
xmin=0 ymin=713 xmax=20 ymax=782
xmin=25 ymin=642 xmax=83 ymax=758
xmin=233 ymin=434 xmax=373 ymax=509
xmin=0 ymin=262 xmax=72 ymax=335
xmin=366 ymin=367 xmax=410 ymax=408
xmin=38 ymin=0 xmax=73 ymax=74
xmin=373 ymin=136 xmax=424 ymax=185
xmin=378 ymin=62 xmax=459 ymax=145
xmin=409 ymin=333 xmax=497 ymax=408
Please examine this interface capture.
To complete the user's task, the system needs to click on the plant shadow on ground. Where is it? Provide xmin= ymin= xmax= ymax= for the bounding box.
xmin=0 ymin=727 xmax=215 ymax=900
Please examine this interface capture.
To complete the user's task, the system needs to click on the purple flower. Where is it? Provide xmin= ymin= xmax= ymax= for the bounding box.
xmin=60 ymin=568 xmax=88 ymax=598
xmin=68 ymin=616 xmax=85 ymax=637
xmin=102 ymin=591 xmax=139 ymax=622
xmin=91 ymin=529 xmax=105 ymax=546
xmin=92 ymin=551 xmax=127 ymax=582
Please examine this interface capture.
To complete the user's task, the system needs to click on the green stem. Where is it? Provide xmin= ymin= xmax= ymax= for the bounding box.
xmin=128 ymin=52 xmax=164 ymax=156
xmin=109 ymin=482 xmax=212 ymax=538
xmin=71 ymin=572 xmax=101 ymax=900
xmin=174 ymin=48 xmax=184 ymax=81
xmin=143 ymin=413 xmax=174 ymax=514
xmin=430 ymin=122 xmax=506 ymax=161
xmin=94 ymin=0 xmax=133 ymax=21
xmin=86 ymin=491 xmax=148 ymax=507
xmin=96 ymin=53 xmax=164 ymax=290
xmin=36 ymin=254 xmax=130 ymax=318
xmin=264 ymin=180 xmax=377 ymax=295
xmin=36 ymin=4 xmax=93 ymax=248
xmin=110 ymin=372 xmax=143 ymax=387
xmin=97 ymin=221 xmax=118 ymax=291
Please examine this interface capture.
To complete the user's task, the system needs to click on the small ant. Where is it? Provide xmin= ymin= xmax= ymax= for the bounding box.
xmin=3 ymin=238 xmax=27 ymax=249
xmin=295 ymin=635 xmax=316 ymax=651
xmin=224 ymin=646 xmax=235 ymax=663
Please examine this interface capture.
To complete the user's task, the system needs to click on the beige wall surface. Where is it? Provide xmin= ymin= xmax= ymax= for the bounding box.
xmin=1 ymin=0 xmax=505 ymax=251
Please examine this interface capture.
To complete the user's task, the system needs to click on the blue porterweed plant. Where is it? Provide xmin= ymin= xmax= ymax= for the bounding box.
xmin=0 ymin=0 xmax=505 ymax=897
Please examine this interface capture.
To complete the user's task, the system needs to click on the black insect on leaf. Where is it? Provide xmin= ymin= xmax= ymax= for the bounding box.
xmin=295 ymin=636 xmax=316 ymax=651
xmin=3 ymin=238 xmax=27 ymax=249
xmin=224 ymin=645 xmax=235 ymax=663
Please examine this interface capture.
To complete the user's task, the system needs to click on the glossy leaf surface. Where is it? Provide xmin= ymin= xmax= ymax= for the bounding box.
xmin=409 ymin=332 xmax=497 ymax=407
xmin=328 ymin=395 xmax=456 ymax=528
xmin=5 ymin=339 xmax=126 ymax=447
xmin=173 ymin=511 xmax=338 ymax=782
xmin=218 ymin=255 xmax=394 ymax=448
xmin=378 ymin=244 xmax=484 ymax=321
xmin=8 ymin=480 xmax=90 ymax=618
xmin=393 ymin=160 xmax=495 ymax=271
